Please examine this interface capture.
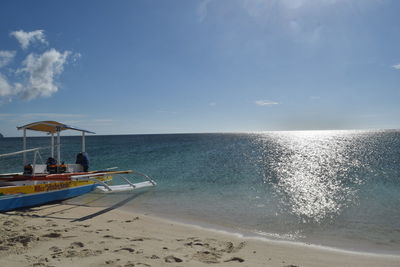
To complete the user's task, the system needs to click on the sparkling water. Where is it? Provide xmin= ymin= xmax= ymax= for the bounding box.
xmin=1 ymin=130 xmax=400 ymax=254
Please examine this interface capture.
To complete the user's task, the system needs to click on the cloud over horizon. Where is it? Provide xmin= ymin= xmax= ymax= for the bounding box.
xmin=255 ymin=100 xmax=279 ymax=106
xmin=0 ymin=30 xmax=76 ymax=102
xmin=393 ymin=64 xmax=400 ymax=70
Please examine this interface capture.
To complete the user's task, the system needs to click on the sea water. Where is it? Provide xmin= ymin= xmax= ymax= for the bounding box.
xmin=1 ymin=130 xmax=400 ymax=254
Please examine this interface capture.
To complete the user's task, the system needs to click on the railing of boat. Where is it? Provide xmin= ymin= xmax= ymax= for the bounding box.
xmin=0 ymin=146 xmax=59 ymax=175
xmin=0 ymin=147 xmax=44 ymax=158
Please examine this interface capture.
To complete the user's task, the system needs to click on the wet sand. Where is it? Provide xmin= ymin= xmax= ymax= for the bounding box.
xmin=0 ymin=203 xmax=399 ymax=267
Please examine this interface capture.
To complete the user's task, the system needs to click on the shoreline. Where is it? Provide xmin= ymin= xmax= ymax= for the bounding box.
xmin=166 ymin=219 xmax=400 ymax=258
xmin=119 ymin=204 xmax=400 ymax=257
xmin=1 ymin=203 xmax=399 ymax=267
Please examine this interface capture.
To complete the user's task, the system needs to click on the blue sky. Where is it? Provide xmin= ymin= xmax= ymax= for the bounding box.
xmin=0 ymin=0 xmax=400 ymax=136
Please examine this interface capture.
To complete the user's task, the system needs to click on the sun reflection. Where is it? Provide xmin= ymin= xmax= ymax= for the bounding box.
xmin=261 ymin=130 xmax=362 ymax=222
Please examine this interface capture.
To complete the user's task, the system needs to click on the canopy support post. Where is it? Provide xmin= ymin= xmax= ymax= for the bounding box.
xmin=23 ymin=129 xmax=27 ymax=165
xmin=82 ymin=131 xmax=85 ymax=152
xmin=56 ymin=127 xmax=61 ymax=164
xmin=51 ymin=133 xmax=55 ymax=158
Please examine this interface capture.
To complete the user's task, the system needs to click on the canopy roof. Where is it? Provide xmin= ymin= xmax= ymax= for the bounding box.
xmin=17 ymin=121 xmax=95 ymax=134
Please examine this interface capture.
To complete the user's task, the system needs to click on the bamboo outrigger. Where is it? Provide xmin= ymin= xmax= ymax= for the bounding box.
xmin=0 ymin=121 xmax=156 ymax=212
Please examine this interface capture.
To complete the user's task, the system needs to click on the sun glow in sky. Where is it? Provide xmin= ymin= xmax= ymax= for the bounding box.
xmin=0 ymin=0 xmax=400 ymax=136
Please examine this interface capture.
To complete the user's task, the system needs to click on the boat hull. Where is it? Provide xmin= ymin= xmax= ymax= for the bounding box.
xmin=0 ymin=183 xmax=97 ymax=212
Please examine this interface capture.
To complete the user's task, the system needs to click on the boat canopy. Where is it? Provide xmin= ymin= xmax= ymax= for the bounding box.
xmin=16 ymin=121 xmax=94 ymax=165
xmin=17 ymin=121 xmax=95 ymax=134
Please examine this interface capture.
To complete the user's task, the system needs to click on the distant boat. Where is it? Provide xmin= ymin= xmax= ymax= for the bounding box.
xmin=0 ymin=121 xmax=156 ymax=212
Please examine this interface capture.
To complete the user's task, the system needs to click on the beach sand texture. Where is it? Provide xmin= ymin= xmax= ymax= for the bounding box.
xmin=0 ymin=204 xmax=399 ymax=267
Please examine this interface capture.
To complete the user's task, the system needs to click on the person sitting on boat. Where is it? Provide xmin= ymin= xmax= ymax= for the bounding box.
xmin=46 ymin=157 xmax=57 ymax=173
xmin=76 ymin=152 xmax=89 ymax=172
xmin=46 ymin=157 xmax=57 ymax=165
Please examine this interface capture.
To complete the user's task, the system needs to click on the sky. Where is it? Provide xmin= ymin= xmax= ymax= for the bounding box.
xmin=0 ymin=0 xmax=400 ymax=137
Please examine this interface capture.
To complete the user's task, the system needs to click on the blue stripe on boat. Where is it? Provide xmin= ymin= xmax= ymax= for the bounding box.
xmin=0 ymin=184 xmax=97 ymax=212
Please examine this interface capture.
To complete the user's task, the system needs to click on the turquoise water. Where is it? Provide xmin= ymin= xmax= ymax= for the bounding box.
xmin=1 ymin=130 xmax=400 ymax=254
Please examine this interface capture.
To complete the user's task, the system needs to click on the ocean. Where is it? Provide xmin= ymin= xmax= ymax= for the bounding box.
xmin=1 ymin=130 xmax=400 ymax=254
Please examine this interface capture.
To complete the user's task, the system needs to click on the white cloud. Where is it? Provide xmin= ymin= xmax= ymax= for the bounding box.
xmin=0 ymin=29 xmax=76 ymax=103
xmin=392 ymin=64 xmax=400 ymax=70
xmin=0 ymin=74 xmax=12 ymax=97
xmin=255 ymin=100 xmax=279 ymax=106
xmin=10 ymin=30 xmax=47 ymax=50
xmin=17 ymin=49 xmax=70 ymax=100
xmin=0 ymin=50 xmax=16 ymax=67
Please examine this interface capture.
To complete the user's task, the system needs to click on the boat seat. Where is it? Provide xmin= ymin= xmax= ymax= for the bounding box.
xmin=66 ymin=164 xmax=84 ymax=173
xmin=33 ymin=164 xmax=47 ymax=174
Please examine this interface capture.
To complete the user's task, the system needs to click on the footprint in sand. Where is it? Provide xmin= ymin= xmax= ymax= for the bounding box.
xmin=69 ymin=241 xmax=84 ymax=248
xmin=192 ymin=251 xmax=221 ymax=264
xmin=3 ymin=220 xmax=18 ymax=227
xmin=114 ymin=247 xmax=135 ymax=253
xmin=42 ymin=233 xmax=62 ymax=238
xmin=223 ymin=241 xmax=246 ymax=253
xmin=8 ymin=234 xmax=36 ymax=247
xmin=49 ymin=246 xmax=62 ymax=253
xmin=0 ymin=246 xmax=9 ymax=251
xmin=148 ymin=254 xmax=160 ymax=259
xmin=65 ymin=249 xmax=79 ymax=258
xmin=224 ymin=257 xmax=245 ymax=263
xmin=103 ymin=235 xmax=121 ymax=239
xmin=164 ymin=255 xmax=183 ymax=263
xmin=185 ymin=241 xmax=205 ymax=247
xmin=130 ymin=238 xmax=144 ymax=241
xmin=124 ymin=216 xmax=139 ymax=222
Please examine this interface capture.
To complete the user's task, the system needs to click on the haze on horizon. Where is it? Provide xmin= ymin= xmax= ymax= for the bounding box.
xmin=0 ymin=0 xmax=400 ymax=137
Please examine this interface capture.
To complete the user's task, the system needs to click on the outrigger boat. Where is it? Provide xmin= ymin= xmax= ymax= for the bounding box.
xmin=0 ymin=121 xmax=156 ymax=212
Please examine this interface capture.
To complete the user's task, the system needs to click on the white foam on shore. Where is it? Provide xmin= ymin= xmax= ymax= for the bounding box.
xmin=120 ymin=208 xmax=400 ymax=259
xmin=67 ymin=192 xmax=400 ymax=258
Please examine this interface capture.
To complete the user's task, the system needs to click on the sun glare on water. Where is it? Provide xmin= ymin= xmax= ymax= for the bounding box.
xmin=261 ymin=130 xmax=363 ymax=223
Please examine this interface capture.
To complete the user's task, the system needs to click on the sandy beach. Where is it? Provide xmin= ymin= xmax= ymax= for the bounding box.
xmin=0 ymin=203 xmax=398 ymax=267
